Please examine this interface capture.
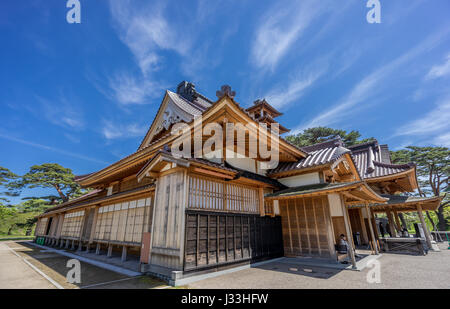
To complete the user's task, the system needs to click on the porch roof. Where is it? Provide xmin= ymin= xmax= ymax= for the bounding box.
xmin=348 ymin=194 xmax=443 ymax=213
xmin=265 ymin=181 xmax=387 ymax=203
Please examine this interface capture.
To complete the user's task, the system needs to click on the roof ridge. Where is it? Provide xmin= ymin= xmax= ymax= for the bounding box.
xmin=300 ymin=137 xmax=345 ymax=153
xmin=347 ymin=139 xmax=379 ymax=149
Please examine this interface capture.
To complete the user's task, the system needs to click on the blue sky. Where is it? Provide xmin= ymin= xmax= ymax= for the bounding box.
xmin=1 ymin=0 xmax=449 ymax=202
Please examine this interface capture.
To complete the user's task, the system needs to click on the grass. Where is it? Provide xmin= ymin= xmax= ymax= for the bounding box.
xmin=0 ymin=236 xmax=34 ymax=241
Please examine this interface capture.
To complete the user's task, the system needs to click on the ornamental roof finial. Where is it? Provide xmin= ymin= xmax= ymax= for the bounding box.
xmin=216 ymin=85 xmax=236 ymax=100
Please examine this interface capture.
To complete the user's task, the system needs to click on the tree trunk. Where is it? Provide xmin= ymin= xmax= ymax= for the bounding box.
xmin=398 ymin=213 xmax=408 ymax=230
xmin=436 ymin=206 xmax=449 ymax=231
xmin=53 ymin=184 xmax=68 ymax=202
xmin=426 ymin=211 xmax=436 ymax=231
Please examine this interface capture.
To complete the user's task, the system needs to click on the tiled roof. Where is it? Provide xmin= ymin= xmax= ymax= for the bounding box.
xmin=43 ymin=185 xmax=155 ymax=215
xmin=43 ymin=189 xmax=103 ymax=213
xmin=77 ymin=82 xmax=307 ymax=185
xmin=268 ymin=138 xmax=351 ymax=176
xmin=224 ymin=162 xmax=285 ymax=188
xmin=265 ymin=181 xmax=362 ymax=198
xmin=349 ymin=141 xmax=414 ymax=179
xmin=379 ymin=194 xmax=441 ymax=205
xmin=166 ymin=91 xmax=205 ymax=116
xmin=245 ymin=99 xmax=283 ymax=117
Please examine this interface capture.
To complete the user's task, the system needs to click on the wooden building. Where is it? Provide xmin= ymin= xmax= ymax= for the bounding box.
xmin=35 ymin=81 xmax=442 ymax=281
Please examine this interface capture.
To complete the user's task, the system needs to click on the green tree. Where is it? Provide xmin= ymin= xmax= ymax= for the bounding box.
xmin=391 ymin=146 xmax=449 ymax=231
xmin=0 ymin=166 xmax=18 ymax=203
xmin=286 ymin=127 xmax=374 ymax=148
xmin=17 ymin=163 xmax=82 ymax=203
xmin=0 ymin=204 xmax=15 ymax=221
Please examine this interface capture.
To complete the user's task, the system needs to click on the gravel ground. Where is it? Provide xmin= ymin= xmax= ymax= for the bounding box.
xmin=1 ymin=241 xmax=166 ymax=289
xmin=187 ymin=243 xmax=450 ymax=289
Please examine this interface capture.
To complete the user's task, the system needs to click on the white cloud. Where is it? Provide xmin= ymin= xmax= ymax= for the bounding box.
xmin=102 ymin=120 xmax=147 ymax=140
xmin=34 ymin=95 xmax=84 ymax=130
xmin=433 ymin=132 xmax=450 ymax=147
xmin=264 ymin=63 xmax=327 ymax=109
xmin=426 ymin=53 xmax=450 ymax=80
xmin=251 ymin=0 xmax=327 ymax=71
xmin=108 ymin=73 xmax=161 ymax=105
xmin=109 ymin=0 xmax=190 ymax=76
xmin=292 ymin=30 xmax=450 ymax=133
xmin=394 ymin=97 xmax=450 ymax=145
xmin=0 ymin=133 xmax=107 ymax=165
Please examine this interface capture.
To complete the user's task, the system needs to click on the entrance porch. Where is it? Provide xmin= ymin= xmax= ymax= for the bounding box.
xmin=266 ymin=181 xmax=387 ymax=268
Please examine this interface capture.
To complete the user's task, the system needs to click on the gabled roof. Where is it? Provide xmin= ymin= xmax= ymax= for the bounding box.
xmin=349 ymin=140 xmax=415 ymax=180
xmin=257 ymin=114 xmax=290 ymax=133
xmin=268 ymin=137 xmax=352 ymax=176
xmin=138 ymin=88 xmax=211 ymax=150
xmin=76 ymin=83 xmax=307 ymax=187
xmin=245 ymin=99 xmax=283 ymax=117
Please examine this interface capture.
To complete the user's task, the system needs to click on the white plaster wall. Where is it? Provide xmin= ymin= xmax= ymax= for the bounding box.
xmin=328 ymin=193 xmax=344 ymax=217
xmin=278 ymin=172 xmax=320 ymax=187
xmin=203 ymin=149 xmax=223 ymax=164
xmin=225 ymin=149 xmax=257 ymax=173
xmin=273 ymin=200 xmax=280 ymax=215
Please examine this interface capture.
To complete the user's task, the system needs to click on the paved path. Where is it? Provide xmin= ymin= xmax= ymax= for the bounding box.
xmin=0 ymin=242 xmax=56 ymax=289
xmin=188 ymin=243 xmax=450 ymax=289
xmin=0 ymin=241 xmax=167 ymax=289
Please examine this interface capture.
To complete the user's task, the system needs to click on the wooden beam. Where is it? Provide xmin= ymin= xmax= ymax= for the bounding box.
xmin=385 ymin=209 xmax=397 ymax=237
xmin=358 ymin=208 xmax=369 ymax=245
xmin=259 ymin=187 xmax=265 ymax=217
xmin=193 ymin=167 xmax=234 ymax=180
xmin=340 ymin=194 xmax=356 ymax=269
xmin=417 ymin=204 xmax=433 ymax=249
xmin=365 ymin=204 xmax=379 ymax=255
xmin=393 ymin=210 xmax=403 ymax=231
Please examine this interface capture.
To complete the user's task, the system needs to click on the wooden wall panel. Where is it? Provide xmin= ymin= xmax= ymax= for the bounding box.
xmin=91 ymin=197 xmax=153 ymax=245
xmin=60 ymin=210 xmax=85 ymax=238
xmin=150 ymin=171 xmax=187 ymax=270
xmin=280 ymin=196 xmax=334 ymax=259
xmin=332 ymin=216 xmax=346 ymax=243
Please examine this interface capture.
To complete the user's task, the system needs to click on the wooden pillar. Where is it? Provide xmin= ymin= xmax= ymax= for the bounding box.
xmin=259 ymin=187 xmax=265 ymax=217
xmin=393 ymin=210 xmax=403 ymax=231
xmin=89 ymin=206 xmax=99 ymax=244
xmin=386 ymin=210 xmax=397 ymax=237
xmin=121 ymin=246 xmax=127 ymax=262
xmin=71 ymin=240 xmax=75 ymax=250
xmin=107 ymin=244 xmax=113 ymax=258
xmin=340 ymin=195 xmax=357 ymax=269
xmin=417 ymin=204 xmax=432 ymax=249
xmin=358 ymin=208 xmax=369 ymax=244
xmin=365 ymin=204 xmax=379 ymax=255
xmin=95 ymin=243 xmax=101 ymax=255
